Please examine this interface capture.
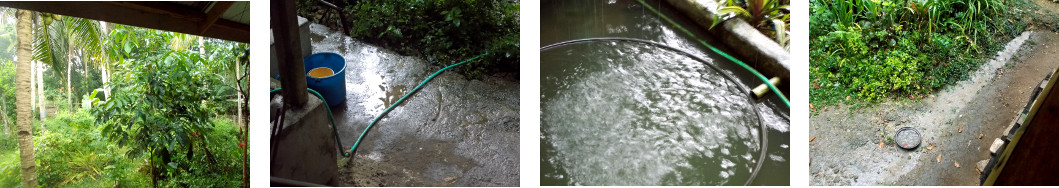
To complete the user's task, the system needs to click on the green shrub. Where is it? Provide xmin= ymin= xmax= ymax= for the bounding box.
xmin=31 ymin=110 xmax=149 ymax=187
xmin=809 ymin=0 xmax=1028 ymax=107
xmin=160 ymin=118 xmax=242 ymax=187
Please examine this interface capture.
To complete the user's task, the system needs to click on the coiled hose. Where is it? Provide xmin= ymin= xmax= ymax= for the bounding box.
xmin=541 ymin=38 xmax=767 ymax=185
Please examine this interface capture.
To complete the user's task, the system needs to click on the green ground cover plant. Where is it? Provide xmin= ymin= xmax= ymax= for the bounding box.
xmin=809 ymin=0 xmax=1030 ymax=108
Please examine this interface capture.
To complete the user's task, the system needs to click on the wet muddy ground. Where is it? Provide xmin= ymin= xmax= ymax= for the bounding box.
xmin=809 ymin=31 xmax=1059 ymax=185
xmin=302 ymin=22 xmax=519 ymax=186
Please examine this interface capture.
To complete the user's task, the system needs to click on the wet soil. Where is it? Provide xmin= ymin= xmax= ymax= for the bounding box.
xmin=809 ymin=31 xmax=1059 ymax=185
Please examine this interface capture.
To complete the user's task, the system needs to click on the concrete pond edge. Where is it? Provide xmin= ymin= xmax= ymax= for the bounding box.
xmin=663 ymin=0 xmax=791 ymax=84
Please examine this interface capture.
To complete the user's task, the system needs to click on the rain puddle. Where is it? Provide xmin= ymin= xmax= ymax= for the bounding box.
xmin=380 ymin=85 xmax=408 ymax=107
xmin=541 ymin=0 xmax=789 ymax=186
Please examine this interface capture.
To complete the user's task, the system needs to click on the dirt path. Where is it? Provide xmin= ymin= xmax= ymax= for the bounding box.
xmin=808 ymin=31 xmax=1059 ymax=185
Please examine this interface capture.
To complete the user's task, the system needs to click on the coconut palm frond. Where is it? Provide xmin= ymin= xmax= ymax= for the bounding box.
xmin=65 ymin=16 xmax=107 ymax=67
xmin=33 ymin=14 xmax=67 ymax=78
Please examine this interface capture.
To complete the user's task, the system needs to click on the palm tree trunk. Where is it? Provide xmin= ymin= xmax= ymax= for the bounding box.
xmin=101 ymin=63 xmax=109 ymax=99
xmin=36 ymin=61 xmax=45 ymax=130
xmin=0 ymin=92 xmax=9 ymax=135
xmin=67 ymin=43 xmax=73 ymax=110
xmin=99 ymin=21 xmax=110 ymax=99
xmin=29 ymin=60 xmax=34 ymax=112
xmin=15 ymin=9 xmax=39 ymax=188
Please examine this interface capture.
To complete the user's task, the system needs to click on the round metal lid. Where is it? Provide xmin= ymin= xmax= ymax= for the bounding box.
xmin=895 ymin=127 xmax=922 ymax=150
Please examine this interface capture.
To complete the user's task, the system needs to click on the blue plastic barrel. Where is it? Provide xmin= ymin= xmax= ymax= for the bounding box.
xmin=304 ymin=53 xmax=347 ymax=107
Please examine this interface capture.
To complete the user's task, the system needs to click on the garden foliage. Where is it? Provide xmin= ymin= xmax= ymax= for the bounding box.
xmin=300 ymin=0 xmax=520 ymax=78
xmin=810 ymin=0 xmax=1028 ymax=105
xmin=0 ymin=111 xmax=242 ymax=187
xmin=0 ymin=21 xmax=246 ymax=187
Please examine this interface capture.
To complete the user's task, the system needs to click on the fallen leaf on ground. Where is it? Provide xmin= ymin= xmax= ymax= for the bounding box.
xmin=937 ymin=154 xmax=942 ymax=162
xmin=955 ymin=161 xmax=961 ymax=168
xmin=879 ymin=141 xmax=885 ymax=148
xmin=926 ymin=145 xmax=935 ymax=151
xmin=958 ymin=125 xmax=963 ymax=133
xmin=810 ymin=103 xmax=814 ymax=109
xmin=810 ymin=136 xmax=816 ymax=142
xmin=846 ymin=96 xmax=851 ymax=100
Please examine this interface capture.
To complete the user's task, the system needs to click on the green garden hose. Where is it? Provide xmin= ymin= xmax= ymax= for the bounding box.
xmin=634 ymin=0 xmax=789 ymax=107
xmin=348 ymin=53 xmax=488 ymax=156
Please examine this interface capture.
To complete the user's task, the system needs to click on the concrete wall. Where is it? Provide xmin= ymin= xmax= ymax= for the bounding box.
xmin=270 ymin=94 xmax=339 ymax=186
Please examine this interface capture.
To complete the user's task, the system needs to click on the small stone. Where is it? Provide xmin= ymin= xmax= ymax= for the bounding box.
xmin=443 ymin=176 xmax=458 ymax=183
xmin=976 ymin=160 xmax=989 ymax=174
xmin=990 ymin=138 xmax=1005 ymax=154
xmin=978 ymin=133 xmax=984 ymax=139
xmin=955 ymin=161 xmax=961 ymax=168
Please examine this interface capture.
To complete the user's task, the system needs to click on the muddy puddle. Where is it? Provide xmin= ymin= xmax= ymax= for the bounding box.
xmin=305 ymin=22 xmax=520 ymax=186
xmin=540 ymin=0 xmax=790 ymax=186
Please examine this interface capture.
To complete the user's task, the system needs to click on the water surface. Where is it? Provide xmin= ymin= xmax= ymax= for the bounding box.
xmin=540 ymin=0 xmax=789 ymax=185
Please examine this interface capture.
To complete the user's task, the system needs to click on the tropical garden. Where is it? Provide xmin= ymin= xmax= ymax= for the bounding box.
xmin=0 ymin=8 xmax=249 ymax=187
xmin=809 ymin=0 xmax=1030 ymax=109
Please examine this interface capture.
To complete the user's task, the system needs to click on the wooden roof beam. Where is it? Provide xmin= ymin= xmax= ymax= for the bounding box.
xmin=0 ymin=1 xmax=249 ymax=43
xmin=199 ymin=1 xmax=233 ymax=35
